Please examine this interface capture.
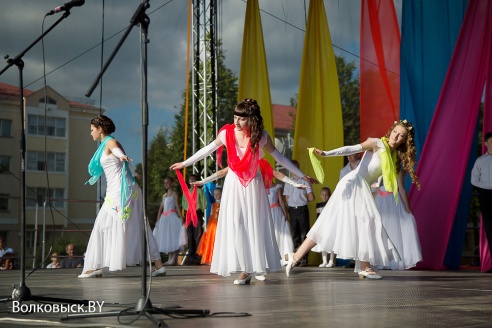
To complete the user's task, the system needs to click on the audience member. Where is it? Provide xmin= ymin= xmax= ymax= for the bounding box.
xmin=46 ymin=252 xmax=61 ymax=269
xmin=59 ymin=244 xmax=84 ymax=268
xmin=0 ymin=236 xmax=14 ymax=258
xmin=1 ymin=252 xmax=17 ymax=270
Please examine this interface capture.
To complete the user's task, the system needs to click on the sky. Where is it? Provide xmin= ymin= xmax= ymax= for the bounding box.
xmin=0 ymin=0 xmax=401 ymax=161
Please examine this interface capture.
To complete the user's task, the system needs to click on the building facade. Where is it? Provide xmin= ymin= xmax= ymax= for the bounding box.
xmin=0 ymin=82 xmax=100 ymax=260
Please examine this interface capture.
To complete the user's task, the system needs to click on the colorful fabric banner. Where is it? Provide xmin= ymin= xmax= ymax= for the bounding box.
xmin=360 ymin=0 xmax=400 ymax=141
xmin=400 ymin=0 xmax=468 ymax=157
xmin=237 ymin=0 xmax=274 ymax=166
xmin=408 ymin=0 xmax=492 ymax=270
xmin=293 ymin=0 xmax=344 ymax=229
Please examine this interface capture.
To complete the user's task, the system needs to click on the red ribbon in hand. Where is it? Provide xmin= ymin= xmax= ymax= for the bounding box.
xmin=175 ymin=170 xmax=198 ymax=228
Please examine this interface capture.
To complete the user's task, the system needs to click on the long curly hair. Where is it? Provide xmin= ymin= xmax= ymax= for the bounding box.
xmin=384 ymin=120 xmax=420 ymax=189
xmin=91 ymin=115 xmax=116 ymax=135
xmin=234 ymin=98 xmax=264 ymax=153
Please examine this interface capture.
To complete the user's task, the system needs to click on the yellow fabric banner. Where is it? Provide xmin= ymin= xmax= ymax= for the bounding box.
xmin=237 ymin=0 xmax=275 ymax=165
xmin=293 ymin=0 xmax=344 ymax=234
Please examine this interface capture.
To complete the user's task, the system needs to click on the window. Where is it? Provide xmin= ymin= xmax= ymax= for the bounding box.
xmin=26 ymin=188 xmax=65 ymax=209
xmin=27 ymin=151 xmax=65 ymax=172
xmin=0 ymin=119 xmax=12 ymax=137
xmin=27 ymin=115 xmax=66 ymax=137
xmin=0 ymin=194 xmax=8 ymax=211
xmin=0 ymin=156 xmax=10 ymax=173
xmin=39 ymin=96 xmax=57 ymax=105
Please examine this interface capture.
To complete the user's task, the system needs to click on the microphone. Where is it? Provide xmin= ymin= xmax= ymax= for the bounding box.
xmin=46 ymin=0 xmax=85 ymax=16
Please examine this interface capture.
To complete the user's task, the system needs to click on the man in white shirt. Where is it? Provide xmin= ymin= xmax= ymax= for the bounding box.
xmin=471 ymin=132 xmax=492 ymax=261
xmin=284 ymin=160 xmax=314 ymax=266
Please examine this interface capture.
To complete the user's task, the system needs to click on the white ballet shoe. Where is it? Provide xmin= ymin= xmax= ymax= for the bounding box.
xmin=319 ymin=262 xmax=328 ymax=268
xmin=358 ymin=268 xmax=382 ymax=280
xmin=233 ymin=274 xmax=252 ymax=285
xmin=254 ymin=275 xmax=266 ymax=281
xmin=285 ymin=254 xmax=298 ymax=278
xmin=326 ymin=261 xmax=334 ymax=268
xmin=151 ymin=267 xmax=167 ymax=277
xmin=78 ymin=269 xmax=103 ymax=278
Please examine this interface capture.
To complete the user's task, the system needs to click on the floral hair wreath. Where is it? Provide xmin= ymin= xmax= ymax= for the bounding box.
xmin=395 ymin=119 xmax=413 ymax=131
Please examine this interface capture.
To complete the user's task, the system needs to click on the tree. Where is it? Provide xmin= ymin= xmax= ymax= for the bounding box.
xmin=135 ymin=127 xmax=173 ymax=226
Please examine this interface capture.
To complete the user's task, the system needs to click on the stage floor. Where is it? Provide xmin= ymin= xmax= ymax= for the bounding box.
xmin=0 ymin=265 xmax=491 ymax=327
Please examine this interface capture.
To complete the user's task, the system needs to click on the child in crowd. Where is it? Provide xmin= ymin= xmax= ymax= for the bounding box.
xmin=197 ymin=187 xmax=222 ymax=264
xmin=46 ymin=252 xmax=60 ymax=269
xmin=315 ymin=187 xmax=335 ymax=267
xmin=153 ymin=177 xmax=187 ymax=265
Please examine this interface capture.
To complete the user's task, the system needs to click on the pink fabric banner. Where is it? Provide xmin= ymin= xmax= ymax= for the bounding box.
xmin=360 ymin=0 xmax=400 ymax=141
xmin=480 ymin=42 xmax=492 ymax=272
xmin=409 ymin=0 xmax=492 ymax=270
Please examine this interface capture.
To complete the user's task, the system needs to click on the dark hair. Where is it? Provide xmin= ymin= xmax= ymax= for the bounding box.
xmin=485 ymin=132 xmax=492 ymax=141
xmin=91 ymin=115 xmax=116 ymax=135
xmin=234 ymin=98 xmax=264 ymax=153
xmin=291 ymin=159 xmax=300 ymax=168
xmin=164 ymin=176 xmax=175 ymax=183
xmin=321 ymin=187 xmax=331 ymax=197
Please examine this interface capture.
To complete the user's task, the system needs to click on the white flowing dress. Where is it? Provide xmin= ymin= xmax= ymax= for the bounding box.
xmin=153 ymin=193 xmax=187 ymax=253
xmin=83 ymin=152 xmax=161 ymax=272
xmin=267 ymin=184 xmax=294 ymax=262
xmin=374 ymin=185 xmax=422 ymax=270
xmin=210 ymin=130 xmax=281 ymax=277
xmin=306 ymin=138 xmax=400 ymax=271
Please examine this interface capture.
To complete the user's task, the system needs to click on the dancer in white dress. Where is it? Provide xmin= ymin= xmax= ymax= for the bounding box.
xmin=374 ymin=178 xmax=422 ymax=270
xmin=171 ymin=98 xmax=317 ymax=284
xmin=80 ymin=115 xmax=166 ymax=278
xmin=153 ymin=177 xmax=187 ymax=265
xmin=286 ymin=120 xmax=420 ymax=279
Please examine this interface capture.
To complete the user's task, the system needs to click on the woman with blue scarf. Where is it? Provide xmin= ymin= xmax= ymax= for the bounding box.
xmin=79 ymin=115 xmax=166 ymax=278
xmin=285 ymin=120 xmax=420 ymax=280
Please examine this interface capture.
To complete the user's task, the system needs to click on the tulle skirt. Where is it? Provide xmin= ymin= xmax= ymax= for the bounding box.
xmin=307 ymin=173 xmax=400 ymax=272
xmin=210 ymin=171 xmax=281 ymax=277
xmin=270 ymin=206 xmax=293 ymax=261
xmin=153 ymin=212 xmax=187 ymax=253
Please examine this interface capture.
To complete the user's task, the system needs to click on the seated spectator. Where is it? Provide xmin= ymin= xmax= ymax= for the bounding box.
xmin=1 ymin=252 xmax=17 ymax=270
xmin=0 ymin=236 xmax=14 ymax=258
xmin=46 ymin=252 xmax=60 ymax=269
xmin=59 ymin=244 xmax=84 ymax=268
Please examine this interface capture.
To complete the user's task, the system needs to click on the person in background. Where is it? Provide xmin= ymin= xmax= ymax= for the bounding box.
xmin=153 ymin=177 xmax=186 ymax=266
xmin=283 ymin=159 xmax=315 ymax=267
xmin=471 ymin=131 xmax=492 ymax=268
xmin=181 ymin=174 xmax=207 ymax=265
xmin=314 ymin=187 xmax=335 ymax=268
xmin=59 ymin=244 xmax=84 ymax=269
xmin=46 ymin=252 xmax=61 ymax=269
xmin=0 ymin=236 xmax=14 ymax=258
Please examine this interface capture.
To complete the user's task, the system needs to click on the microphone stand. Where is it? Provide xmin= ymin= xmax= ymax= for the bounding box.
xmin=0 ymin=10 xmax=89 ymax=306
xmin=62 ymin=1 xmax=209 ymax=326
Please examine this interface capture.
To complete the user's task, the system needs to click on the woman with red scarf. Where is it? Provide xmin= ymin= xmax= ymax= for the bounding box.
xmin=170 ymin=98 xmax=316 ymax=284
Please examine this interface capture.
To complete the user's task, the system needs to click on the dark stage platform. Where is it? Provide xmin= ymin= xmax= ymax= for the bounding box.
xmin=0 ymin=265 xmax=491 ymax=327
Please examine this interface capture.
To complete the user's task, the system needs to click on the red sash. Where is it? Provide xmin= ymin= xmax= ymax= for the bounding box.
xmin=175 ymin=170 xmax=198 ymax=228
xmin=217 ymin=124 xmax=259 ymax=187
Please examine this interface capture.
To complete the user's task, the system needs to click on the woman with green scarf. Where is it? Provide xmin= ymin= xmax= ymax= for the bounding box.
xmin=79 ymin=115 xmax=166 ymax=278
xmin=285 ymin=120 xmax=419 ymax=280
